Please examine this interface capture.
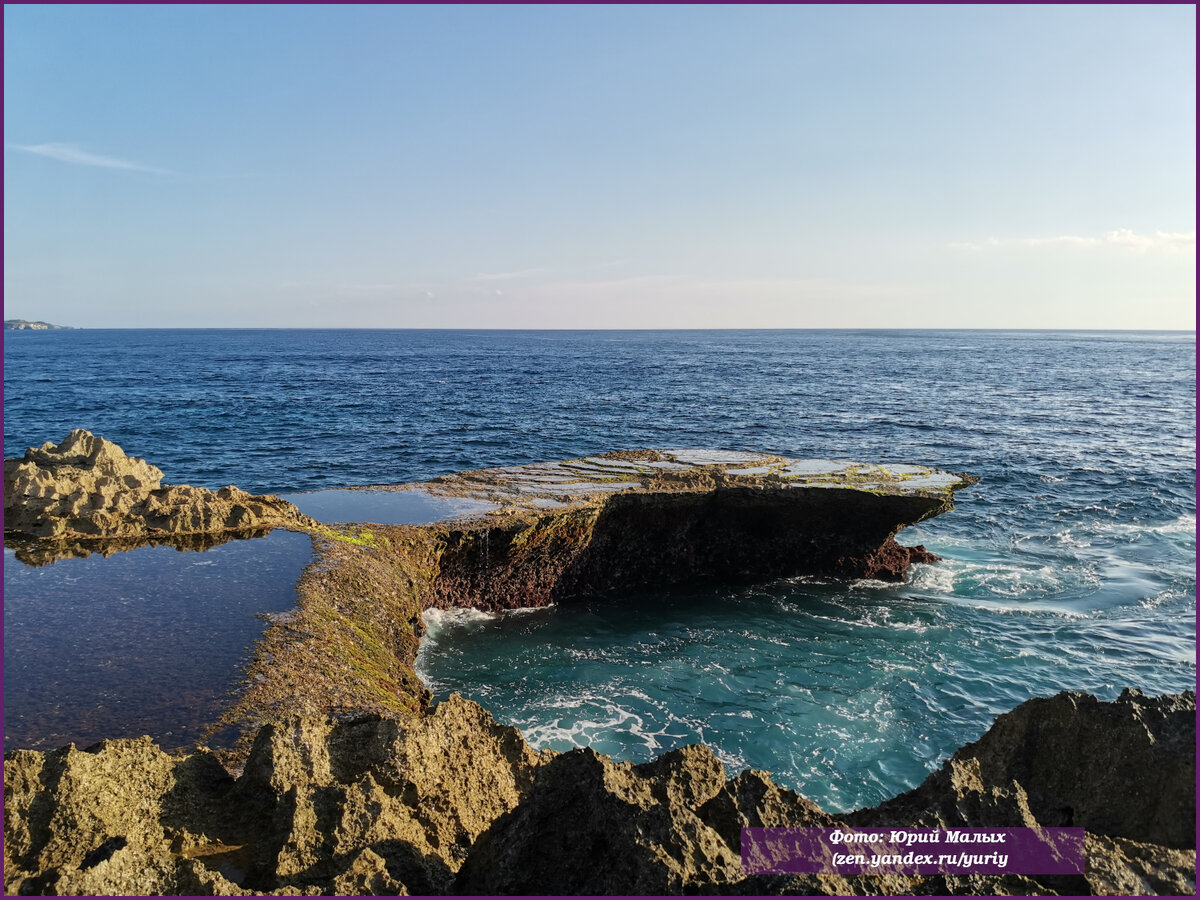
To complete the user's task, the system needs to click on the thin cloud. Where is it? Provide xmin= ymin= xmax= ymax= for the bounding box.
xmin=951 ymin=229 xmax=1195 ymax=253
xmin=9 ymin=142 xmax=173 ymax=175
xmin=948 ymin=238 xmax=1002 ymax=251
xmin=1017 ymin=235 xmax=1101 ymax=248
xmin=473 ymin=267 xmax=553 ymax=282
xmin=1104 ymin=228 xmax=1195 ymax=251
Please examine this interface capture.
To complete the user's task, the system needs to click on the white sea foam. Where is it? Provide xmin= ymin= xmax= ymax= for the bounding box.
xmin=421 ymin=606 xmax=497 ymax=636
xmin=1085 ymin=514 xmax=1195 ymax=538
xmin=849 ymin=578 xmax=894 ymax=590
xmin=1157 ymin=515 xmax=1197 ymax=535
xmin=1140 ymin=588 xmax=1190 ymax=610
xmin=502 ymin=604 xmax=550 ymax=618
xmin=909 ymin=563 xmax=955 ymax=594
xmin=519 ymin=696 xmax=665 ymax=755
xmin=909 ymin=555 xmax=1099 ymax=610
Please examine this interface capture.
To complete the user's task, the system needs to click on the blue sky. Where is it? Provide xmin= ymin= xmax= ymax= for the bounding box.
xmin=4 ymin=4 xmax=1195 ymax=328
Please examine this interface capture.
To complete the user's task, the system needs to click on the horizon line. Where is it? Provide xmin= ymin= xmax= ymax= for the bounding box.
xmin=4 ymin=326 xmax=1196 ymax=334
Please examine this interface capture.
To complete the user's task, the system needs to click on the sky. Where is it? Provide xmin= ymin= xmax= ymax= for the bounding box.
xmin=3 ymin=4 xmax=1195 ymax=329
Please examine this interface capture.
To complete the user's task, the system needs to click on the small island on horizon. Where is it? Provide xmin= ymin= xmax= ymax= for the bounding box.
xmin=5 ymin=319 xmax=74 ymax=331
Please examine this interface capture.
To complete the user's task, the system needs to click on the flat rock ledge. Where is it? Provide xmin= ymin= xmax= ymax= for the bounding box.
xmin=415 ymin=448 xmax=976 ymax=602
xmin=4 ymin=689 xmax=1194 ymax=896
xmin=3 ymin=430 xmax=316 ymax=541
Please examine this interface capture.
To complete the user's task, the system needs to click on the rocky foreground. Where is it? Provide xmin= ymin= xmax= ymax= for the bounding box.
xmin=4 ymin=689 xmax=1194 ymax=896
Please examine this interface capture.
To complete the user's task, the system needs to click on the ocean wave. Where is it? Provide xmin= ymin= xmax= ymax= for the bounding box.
xmin=421 ymin=606 xmax=497 ymax=637
xmin=1115 ymin=514 xmax=1194 ymax=536
xmin=908 ymin=554 xmax=1100 ymax=604
xmin=517 ymin=691 xmax=691 ymax=758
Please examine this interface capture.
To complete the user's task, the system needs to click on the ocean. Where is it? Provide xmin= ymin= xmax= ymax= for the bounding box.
xmin=3 ymin=329 xmax=1195 ymax=812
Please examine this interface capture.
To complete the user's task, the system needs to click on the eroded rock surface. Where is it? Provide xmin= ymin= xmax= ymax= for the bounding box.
xmin=4 ymin=696 xmax=545 ymax=896
xmin=4 ymin=430 xmax=314 ymax=540
xmin=5 ymin=691 xmax=1194 ymax=896
xmin=414 ymin=449 xmax=974 ymax=612
xmin=851 ymin=688 xmax=1197 ymax=848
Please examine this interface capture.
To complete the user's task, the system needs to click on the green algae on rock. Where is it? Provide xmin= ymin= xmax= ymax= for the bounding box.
xmin=355 ymin=448 xmax=977 ymax=611
xmin=227 ymin=448 xmax=973 ymax=739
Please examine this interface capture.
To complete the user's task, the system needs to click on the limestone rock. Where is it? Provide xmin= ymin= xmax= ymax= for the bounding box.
xmin=1085 ymin=834 xmax=1197 ymax=896
xmin=455 ymin=746 xmax=743 ymax=895
xmin=698 ymin=768 xmax=836 ymax=853
xmin=4 ymin=691 xmax=1195 ymax=896
xmin=855 ymin=688 xmax=1196 ymax=848
xmin=4 ymin=430 xmax=315 ymax=540
xmin=4 ymin=696 xmax=544 ymax=896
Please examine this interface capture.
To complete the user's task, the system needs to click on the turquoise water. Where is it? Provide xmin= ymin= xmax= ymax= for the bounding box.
xmin=4 ymin=329 xmax=1194 ymax=807
xmin=417 ymin=520 xmax=1194 ymax=812
xmin=418 ymin=504 xmax=1195 ymax=812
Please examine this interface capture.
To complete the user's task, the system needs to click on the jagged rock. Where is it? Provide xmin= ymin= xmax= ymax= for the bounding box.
xmin=854 ymin=689 xmax=1196 ymax=848
xmin=848 ymin=753 xmax=1043 ymax=831
xmin=328 ymin=848 xmax=408 ymax=895
xmin=698 ymin=768 xmax=836 ymax=853
xmin=3 ymin=687 xmax=1194 ymax=896
xmin=4 ymin=430 xmax=315 ymax=540
xmin=424 ymin=451 xmax=975 ymax=610
xmin=1085 ymin=834 xmax=1197 ymax=897
xmin=4 ymin=436 xmax=974 ymax=737
xmin=3 ymin=696 xmax=544 ymax=896
xmin=454 ymin=746 xmax=743 ymax=895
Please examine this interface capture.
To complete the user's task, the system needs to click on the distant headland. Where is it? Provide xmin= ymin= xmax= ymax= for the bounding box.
xmin=5 ymin=319 xmax=74 ymax=330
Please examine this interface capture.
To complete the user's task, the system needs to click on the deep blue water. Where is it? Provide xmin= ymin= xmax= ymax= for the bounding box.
xmin=3 ymin=531 xmax=313 ymax=750
xmin=4 ymin=329 xmax=1195 ymax=808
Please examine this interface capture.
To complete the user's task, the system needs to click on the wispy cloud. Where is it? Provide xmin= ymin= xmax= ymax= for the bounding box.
xmin=473 ymin=267 xmax=554 ymax=282
xmin=951 ymin=229 xmax=1195 ymax=253
xmin=1100 ymin=229 xmax=1195 ymax=251
xmin=8 ymin=142 xmax=172 ymax=175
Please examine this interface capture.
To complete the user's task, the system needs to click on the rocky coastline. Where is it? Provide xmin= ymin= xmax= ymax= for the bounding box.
xmin=5 ymin=433 xmax=974 ymax=736
xmin=4 ymin=432 xmax=1194 ymax=895
xmin=3 ymin=319 xmax=73 ymax=330
xmin=3 ymin=689 xmax=1194 ymax=896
